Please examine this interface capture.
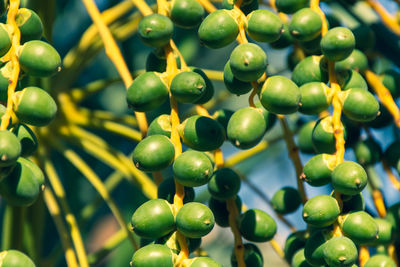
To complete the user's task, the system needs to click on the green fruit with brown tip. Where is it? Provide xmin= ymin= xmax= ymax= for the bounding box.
xmin=131 ymin=199 xmax=175 ymax=239
xmin=16 ymin=8 xmax=43 ymax=43
xmin=208 ymin=168 xmax=241 ymax=200
xmin=270 ymin=23 xmax=293 ymax=49
xmin=231 ymin=243 xmax=263 ymax=267
xmin=371 ymin=218 xmax=394 ymax=245
xmin=271 ymin=186 xmax=302 ymax=214
xmin=341 ymin=88 xmax=379 ymax=122
xmin=245 ymin=9 xmax=283 ymax=43
xmin=321 ymin=27 xmax=355 ymax=62
xmin=323 ymin=236 xmax=358 ymax=267
xmin=191 ymin=67 xmax=215 ymax=104
xmin=292 ymin=55 xmax=328 ymax=86
xmin=302 ymin=153 xmax=334 ymax=186
xmin=289 ymin=8 xmax=322 ymax=42
xmin=331 ymin=161 xmax=367 ymax=195
xmin=239 ymin=209 xmax=277 ymax=242
xmin=170 ymin=71 xmax=206 ymax=103
xmin=303 ymin=195 xmax=340 ymax=227
xmin=176 ymin=202 xmax=215 ymax=238
xmin=0 ymin=250 xmax=36 ymax=267
xmin=299 ymin=82 xmax=331 ymax=115
xmin=170 ymin=0 xmax=204 ymax=28
xmin=0 ymin=130 xmax=21 ymax=167
xmin=138 ymin=14 xmax=173 ymax=48
xmin=132 ymin=135 xmax=175 ymax=172
xmin=341 ymin=211 xmax=379 ymax=244
xmin=131 ymin=244 xmax=174 ymax=267
xmin=354 ymin=138 xmax=382 ymax=166
xmin=12 ymin=124 xmax=38 ymax=157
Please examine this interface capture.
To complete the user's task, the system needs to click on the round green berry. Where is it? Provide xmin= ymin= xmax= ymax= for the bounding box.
xmin=323 ymin=236 xmax=358 ymax=267
xmin=239 ymin=209 xmax=277 ymax=242
xmin=292 ymin=248 xmax=313 ymax=267
xmin=0 ymin=130 xmax=21 ymax=167
xmin=275 ymin=0 xmax=308 ymax=14
xmin=354 ymin=138 xmax=382 ymax=166
xmin=170 ymin=0 xmax=204 ymax=28
xmin=312 ymin=116 xmax=347 ymax=154
xmin=304 ymin=230 xmax=331 ymax=266
xmin=170 ymin=71 xmax=206 ymax=103
xmin=302 ymin=154 xmax=335 ymax=186
xmin=299 ymin=82 xmax=332 ymax=115
xmin=138 ymin=14 xmax=173 ymax=48
xmin=341 ymin=211 xmax=379 ymax=244
xmin=131 ymin=244 xmax=173 ymax=267
xmin=381 ymin=69 xmax=400 ymax=99
xmin=284 ymin=230 xmax=308 ymax=263
xmin=335 ymin=49 xmax=369 ymax=72
xmin=176 ymin=202 xmax=215 ymax=238
xmin=208 ymin=168 xmax=241 ymax=200
xmin=321 ymin=27 xmax=355 ymax=62
xmin=303 ymin=195 xmax=340 ymax=227
xmin=191 ymin=67 xmax=215 ymax=104
xmin=298 ymin=121 xmax=317 ymax=154
xmin=0 ymin=250 xmax=36 ymax=267
xmin=245 ymin=9 xmax=283 ymax=43
xmin=364 ymin=255 xmax=396 ymax=267
xmin=147 ymin=114 xmax=171 ymax=137
xmin=292 ymin=55 xmax=328 ymax=86
xmin=223 ymin=61 xmax=253 ymax=95
xmin=289 ymin=8 xmax=322 ymax=42
xmin=186 ymin=257 xmax=222 ymax=267
xmin=0 ymin=24 xmax=11 ymax=57
xmin=12 ymin=124 xmax=38 ymax=157
xmin=16 ymin=8 xmax=43 ymax=43
xmin=331 ymin=161 xmax=367 ymax=195
xmin=371 ymin=218 xmax=394 ymax=245
xmin=337 ymin=69 xmax=368 ymax=91
xmin=271 ymin=186 xmax=302 ymax=214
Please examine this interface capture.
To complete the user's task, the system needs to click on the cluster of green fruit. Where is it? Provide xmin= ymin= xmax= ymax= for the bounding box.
xmin=0 ymin=5 xmax=61 ymax=266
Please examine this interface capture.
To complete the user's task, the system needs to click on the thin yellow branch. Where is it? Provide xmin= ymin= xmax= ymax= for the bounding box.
xmin=382 ymin=160 xmax=400 ymax=191
xmin=366 ymin=0 xmax=400 ymax=36
xmin=359 ymin=246 xmax=370 ymax=267
xmin=196 ymin=0 xmax=217 ymax=13
xmin=227 ymin=198 xmax=245 ymax=267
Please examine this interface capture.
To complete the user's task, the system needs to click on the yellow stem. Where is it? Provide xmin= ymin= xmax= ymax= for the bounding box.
xmin=224 ymin=140 xmax=270 ymax=167
xmin=382 ymin=160 xmax=400 ymax=191
xmin=388 ymin=244 xmax=399 ymax=266
xmin=359 ymin=246 xmax=370 ymax=267
xmin=227 ymin=198 xmax=245 ymax=267
xmin=372 ymin=189 xmax=387 ymax=217
xmin=214 ymin=149 xmax=224 ymax=169
xmin=270 ymin=239 xmax=285 ymax=259
xmin=195 ymin=105 xmax=211 ymax=117
xmin=196 ymin=0 xmax=217 ymax=13
xmin=202 ymin=69 xmax=224 ymax=81
xmin=310 ymin=0 xmax=328 ymax=36
xmin=132 ymin=0 xmax=154 ymax=16
xmin=366 ymin=0 xmax=400 ymax=36
xmin=0 ymin=0 xmax=21 ymax=130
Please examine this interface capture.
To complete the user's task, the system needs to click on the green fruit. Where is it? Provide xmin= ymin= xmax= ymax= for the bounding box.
xmin=131 ymin=244 xmax=173 ymax=267
xmin=335 ymin=49 xmax=369 ymax=72
xmin=298 ymin=121 xmax=316 ymax=154
xmin=302 ymin=153 xmax=334 ymax=186
xmin=179 ymin=115 xmax=225 ymax=151
xmin=176 ymin=202 xmax=215 ymax=238
xmin=284 ymin=230 xmax=308 ymax=263
xmin=208 ymin=168 xmax=241 ymax=200
xmin=289 ymin=8 xmax=322 ymax=41
xmin=304 ymin=230 xmax=331 ymax=266
xmin=245 ymin=10 xmax=283 ymax=43
xmin=131 ymin=199 xmax=175 ymax=239
xmin=223 ymin=61 xmax=252 ymax=95
xmin=170 ymin=71 xmax=206 ymax=103
xmin=198 ymin=10 xmax=239 ymax=49
xmin=14 ymin=86 xmax=57 ymax=127
xmin=229 ymin=43 xmax=267 ymax=82
xmin=138 ymin=14 xmax=173 ymax=48
xmin=337 ymin=69 xmax=368 ymax=91
xmin=208 ymin=196 xmax=241 ymax=227
xmin=341 ymin=211 xmax=379 ymax=244
xmin=191 ymin=67 xmax=215 ymax=104
xmin=0 ymin=62 xmax=15 ymax=102
xmin=312 ymin=116 xmax=347 ymax=154
xmin=321 ymin=27 xmax=355 ymax=62
xmin=299 ymin=82 xmax=332 ymax=115
xmin=126 ymin=72 xmax=169 ymax=112
xmin=19 ymin=157 xmax=44 ymax=188
xmin=186 ymin=257 xmax=222 ymax=267
xmin=303 ymin=195 xmax=340 ymax=227
xmin=364 ymin=255 xmax=396 ymax=267
xmin=254 ymin=101 xmax=277 ymax=132
xmin=231 ymin=243 xmax=263 ymax=267
xmin=299 ymin=35 xmax=322 ymax=54
xmin=147 ymin=114 xmax=171 ymax=137
xmin=387 ymin=202 xmax=400 ymax=235
xmin=331 ymin=161 xmax=367 ymax=195
xmin=212 ymin=109 xmax=233 ymax=132
xmin=371 ymin=218 xmax=394 ymax=245
xmin=287 ymin=49 xmax=305 ymax=71
xmin=270 ymin=23 xmax=293 ymax=49
xmin=381 ymin=69 xmax=400 ymax=99
xmin=259 ymin=75 xmax=301 ymax=114
xmin=12 ymin=124 xmax=38 ymax=157
xmin=132 ymin=135 xmax=175 ymax=172
xmin=0 ymin=250 xmax=36 ymax=267
xmin=0 ymin=130 xmax=21 ymax=167
xmin=292 ymin=248 xmax=313 ymax=267
xmin=341 ymin=192 xmax=365 ymax=213
xmin=0 ymin=157 xmax=40 ymax=206
xmin=239 ymin=209 xmax=277 ymax=242
xmin=271 ymin=186 xmax=301 ymax=214
xmin=354 ymin=138 xmax=382 ymax=166
xmin=341 ymin=88 xmax=379 ymax=122
xmin=227 ymin=107 xmax=266 ymax=149
xmin=275 ymin=0 xmax=309 ymax=14
xmin=173 ymin=150 xmax=213 ymax=187
xmin=16 ymin=8 xmax=43 ymax=43
xmin=18 ymin=40 xmax=61 ymax=77
xmin=0 ymin=24 xmax=11 ymax=57
xmin=157 ymin=177 xmax=195 ymax=204
xmin=292 ymin=55 xmax=328 ymax=86
xmin=323 ymin=236 xmax=358 ymax=267
xmin=170 ymin=0 xmax=204 ymax=28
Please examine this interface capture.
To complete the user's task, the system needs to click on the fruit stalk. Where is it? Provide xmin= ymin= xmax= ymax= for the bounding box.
xmin=366 ymin=0 xmax=400 ymax=36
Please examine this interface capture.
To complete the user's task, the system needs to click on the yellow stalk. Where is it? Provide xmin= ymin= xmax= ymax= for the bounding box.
xmin=366 ymin=0 xmax=400 ymax=36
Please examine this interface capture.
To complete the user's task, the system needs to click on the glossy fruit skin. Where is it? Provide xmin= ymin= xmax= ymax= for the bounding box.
xmin=132 ymin=135 xmax=175 ymax=172
xmin=245 ymin=10 xmax=282 ymax=43
xmin=335 ymin=49 xmax=369 ymax=72
xmin=292 ymin=248 xmax=313 ymax=267
xmin=208 ymin=168 xmax=241 ymax=200
xmin=14 ymin=86 xmax=57 ymax=126
xmin=271 ymin=187 xmax=301 ymax=214
xmin=157 ymin=177 xmax=195 ymax=204
xmin=312 ymin=116 xmax=347 ymax=154
xmin=331 ymin=161 xmax=367 ymax=195
xmin=21 ymin=157 xmax=44 ymax=187
xmin=298 ymin=121 xmax=316 ymax=154
xmin=173 ymin=150 xmax=213 ymax=187
xmin=303 ymin=195 xmax=340 ymax=227
xmin=223 ymin=61 xmax=252 ymax=95
xmin=19 ymin=40 xmax=61 ymax=77
xmin=0 ymin=157 xmax=40 ymax=206
xmin=0 ymin=130 xmax=21 ymax=167
xmin=138 ymin=14 xmax=173 ymax=48
xmin=290 ymin=8 xmax=322 ymax=41
xmin=284 ymin=230 xmax=308 ymax=263
xmin=302 ymin=153 xmax=334 ymax=186
xmin=16 ymin=8 xmax=43 ymax=43
xmin=342 ymin=211 xmax=379 ymax=244
xmin=304 ymin=230 xmax=330 ymax=266
xmin=254 ymin=101 xmax=276 ymax=132
xmin=354 ymin=138 xmax=382 ymax=166
xmin=209 ymin=196 xmax=241 ymax=227
xmin=323 ymin=236 xmax=358 ymax=267
xmin=0 ymin=250 xmax=36 ymax=267
xmin=321 ymin=27 xmax=355 ymax=62
xmin=371 ymin=218 xmax=394 ymax=245
xmin=147 ymin=114 xmax=171 ymax=137
xmin=292 ymin=55 xmax=328 ymax=86
xmin=239 ymin=209 xmax=277 ymax=242
xmin=231 ymin=243 xmax=263 ymax=267
xmin=275 ymin=0 xmax=308 ymax=14
xmin=337 ymin=69 xmax=368 ymax=91
xmin=227 ymin=107 xmax=266 ymax=149
xmin=176 ymin=202 xmax=215 ymax=238
xmin=191 ymin=67 xmax=215 ymax=104
xmin=131 ymin=199 xmax=175 ymax=239
xmin=170 ymin=71 xmax=206 ymax=103
xmin=381 ymin=69 xmax=400 ymax=99
xmin=299 ymin=82 xmax=331 ymax=115
xmin=126 ymin=72 xmax=169 ymax=112
xmin=12 ymin=124 xmax=38 ymax=157
xmin=170 ymin=0 xmax=204 ymax=28
xmin=198 ymin=10 xmax=239 ymax=49
xmin=259 ymin=75 xmax=301 ymax=114
xmin=0 ymin=62 xmax=14 ymax=102
xmin=0 ymin=24 xmax=11 ymax=57
xmin=364 ymin=255 xmax=396 ymax=267
xmin=229 ymin=43 xmax=267 ymax=82
xmin=341 ymin=88 xmax=379 ymax=122
xmin=179 ymin=115 xmax=225 ymax=151
xmin=270 ymin=23 xmax=293 ymax=49
xmin=131 ymin=244 xmax=173 ymax=267
xmin=186 ymin=257 xmax=221 ymax=267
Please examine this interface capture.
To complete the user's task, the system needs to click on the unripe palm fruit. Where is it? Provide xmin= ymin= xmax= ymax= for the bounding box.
xmin=212 ymin=109 xmax=234 ymax=132
xmin=245 ymin=10 xmax=283 ymax=43
xmin=198 ymin=10 xmax=239 ymax=49
xmin=275 ymin=0 xmax=308 ymax=14
xmin=271 ymin=186 xmax=302 ymax=214
xmin=340 ymin=192 xmax=365 ymax=213
xmin=173 ymin=150 xmax=213 ymax=187
xmin=157 ymin=177 xmax=195 ymax=204
xmin=126 ymin=72 xmax=169 ymax=112
xmin=336 ymin=69 xmax=368 ymax=91
xmin=147 ymin=114 xmax=171 ymax=137
xmin=130 ymin=199 xmax=175 ymax=239
xmin=183 ymin=257 xmax=222 ymax=267
xmin=292 ymin=248 xmax=313 ymax=267
xmin=0 ymin=250 xmax=36 ymax=267
xmin=208 ymin=196 xmax=241 ymax=227
xmin=254 ymin=101 xmax=276 ymax=132
xmin=18 ymin=40 xmax=61 ymax=77
xmin=12 ymin=124 xmax=38 ymax=157
xmin=289 ymin=8 xmax=322 ymax=42
xmin=176 ymin=202 xmax=215 ymax=238
xmin=335 ymin=49 xmax=369 ymax=73
xmin=191 ymin=67 xmax=215 ymax=104
xmin=284 ymin=230 xmax=308 ymax=263
xmin=208 ymin=168 xmax=241 ymax=200
xmin=381 ymin=69 xmax=400 ymax=99
xmin=341 ymin=211 xmax=379 ymax=244
xmin=292 ymin=55 xmax=328 ymax=86
xmin=239 ymin=209 xmax=277 ymax=242
xmin=302 ymin=153 xmax=335 ymax=186
xmin=331 ymin=161 xmax=367 ymax=195
xmin=229 ymin=43 xmax=267 ymax=82
xmin=138 ymin=14 xmax=173 ymax=48
xmin=323 ymin=236 xmax=358 ymax=267
xmin=270 ymin=23 xmax=293 ymax=49
xmin=132 ymin=135 xmax=175 ymax=172
xmin=354 ymin=138 xmax=382 ymax=166
xmin=312 ymin=116 xmax=347 ymax=154
xmin=303 ymin=195 xmax=340 ymax=227
xmin=364 ymin=255 xmax=396 ymax=267
xmin=223 ymin=61 xmax=252 ymax=95
xmin=321 ymin=27 xmax=355 ymax=61
xmin=170 ymin=71 xmax=206 ymax=103
xmin=297 ymin=121 xmax=316 ymax=154
xmin=386 ymin=202 xmax=400 ymax=235
xmin=170 ymin=0 xmax=204 ymax=28
xmin=231 ymin=243 xmax=263 ymax=267
xmin=0 ymin=130 xmax=21 ymax=167
xmin=299 ymin=82 xmax=332 ymax=115
xmin=340 ymin=88 xmax=379 ymax=122
xmin=371 ymin=218 xmax=394 ymax=245
xmin=304 ymin=229 xmax=331 ymax=266
xmin=0 ymin=24 xmax=11 ymax=57
xmin=16 ymin=8 xmax=43 ymax=43
xmin=130 ymin=244 xmax=174 ymax=267
xmin=20 ymin=157 xmax=44 ymax=188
